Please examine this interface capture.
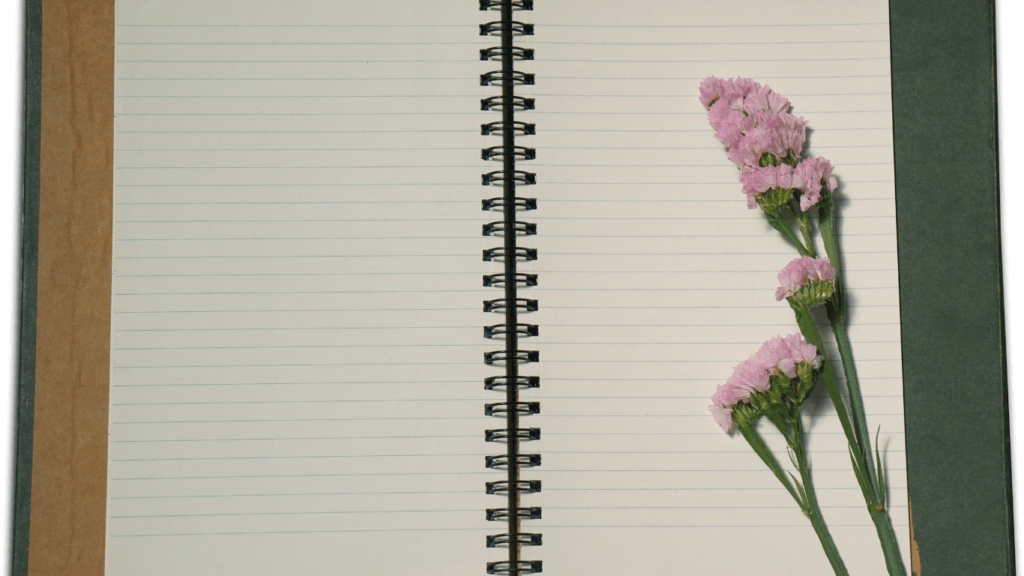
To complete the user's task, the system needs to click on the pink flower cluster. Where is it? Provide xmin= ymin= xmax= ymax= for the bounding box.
xmin=700 ymin=76 xmax=838 ymax=211
xmin=709 ymin=334 xmax=822 ymax=432
xmin=738 ymin=157 xmax=838 ymax=210
xmin=699 ymin=77 xmax=805 ymax=167
xmin=776 ymin=256 xmax=837 ymax=301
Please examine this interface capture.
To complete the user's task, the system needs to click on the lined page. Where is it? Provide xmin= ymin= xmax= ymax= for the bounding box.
xmin=110 ymin=1 xmax=909 ymax=575
xmin=521 ymin=1 xmax=910 ymax=574
xmin=109 ymin=2 xmax=496 ymax=574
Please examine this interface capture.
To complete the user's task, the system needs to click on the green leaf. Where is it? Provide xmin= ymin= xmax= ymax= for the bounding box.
xmin=848 ymin=444 xmax=874 ymax=503
xmin=787 ymin=446 xmax=799 ymax=470
xmin=875 ymin=427 xmax=887 ymax=510
xmin=788 ymin=471 xmax=808 ymax=509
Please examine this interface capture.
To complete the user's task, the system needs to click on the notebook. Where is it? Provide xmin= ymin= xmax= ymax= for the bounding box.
xmin=16 ymin=0 xmax=1010 ymax=575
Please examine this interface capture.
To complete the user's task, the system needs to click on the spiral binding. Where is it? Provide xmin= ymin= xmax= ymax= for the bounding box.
xmin=480 ymin=1 xmax=540 ymax=574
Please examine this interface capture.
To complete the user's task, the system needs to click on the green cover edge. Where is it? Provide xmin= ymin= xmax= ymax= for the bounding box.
xmin=890 ymin=0 xmax=1013 ymax=574
xmin=12 ymin=0 xmax=40 ymax=574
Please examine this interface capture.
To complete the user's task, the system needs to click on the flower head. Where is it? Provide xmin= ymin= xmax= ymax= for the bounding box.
xmin=699 ymin=76 xmax=790 ymax=114
xmin=724 ymin=112 xmax=807 ymax=170
xmin=775 ymin=257 xmax=837 ymax=306
xmin=709 ymin=333 xmax=823 ymax=432
xmin=739 ymin=164 xmax=795 ymax=210
xmin=701 ymin=77 xmax=797 ymax=156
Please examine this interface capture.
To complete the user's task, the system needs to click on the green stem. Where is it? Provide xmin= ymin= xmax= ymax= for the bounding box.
xmin=792 ymin=418 xmax=849 ymax=576
xmin=833 ymin=314 xmax=907 ymax=576
xmin=796 ymin=210 xmax=817 ymax=258
xmin=766 ymin=211 xmax=814 ymax=257
xmin=788 ymin=302 xmax=865 ymax=480
xmin=818 ymin=194 xmax=844 ymax=313
xmin=869 ymin=506 xmax=908 ymax=576
xmin=817 ymin=194 xmax=907 ymax=575
xmin=737 ymin=422 xmax=802 ymax=506
xmin=830 ymin=312 xmax=876 ymax=491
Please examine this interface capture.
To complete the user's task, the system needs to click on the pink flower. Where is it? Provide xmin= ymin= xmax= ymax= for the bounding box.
xmin=783 ymin=333 xmax=822 ymax=369
xmin=775 ymin=257 xmax=837 ymax=301
xmin=709 ymin=333 xmax=822 ymax=431
xmin=774 ymin=333 xmax=822 ymax=378
xmin=700 ymin=77 xmax=801 ymax=168
xmin=793 ymin=157 xmax=838 ymax=211
xmin=701 ymin=76 xmax=763 ymax=108
xmin=758 ymin=333 xmax=822 ymax=379
xmin=711 ymin=382 xmax=741 ymax=407
xmin=699 ymin=76 xmax=730 ymax=109
xmin=738 ymin=164 xmax=795 ymax=209
xmin=730 ymin=77 xmax=759 ymax=98
xmin=726 ymin=355 xmax=772 ymax=397
xmin=709 ymin=404 xmax=734 ymax=433
xmin=745 ymin=85 xmax=791 ymax=114
xmin=708 ymin=100 xmax=754 ymax=149
xmin=725 ymin=112 xmax=808 ymax=170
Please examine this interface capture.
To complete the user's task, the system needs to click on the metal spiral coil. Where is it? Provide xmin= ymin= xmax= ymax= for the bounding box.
xmin=483 ymin=375 xmax=539 ymax=390
xmin=482 ymin=221 xmax=537 ymax=237
xmin=481 ymin=121 xmax=535 ymax=136
xmin=483 ymin=247 xmax=538 ymax=263
xmin=480 ymin=1 xmax=541 ymax=573
xmin=480 ymin=95 xmax=535 ymax=111
xmin=480 ymin=46 xmax=535 ymax=61
xmin=480 ymin=0 xmax=534 ymax=10
xmin=487 ymin=561 xmax=543 ymax=576
xmin=482 ymin=197 xmax=537 ymax=211
xmin=487 ymin=533 xmax=543 ymax=548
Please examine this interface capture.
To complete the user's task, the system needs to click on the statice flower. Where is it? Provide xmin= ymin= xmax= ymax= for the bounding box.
xmin=793 ymin=157 xmax=838 ymax=211
xmin=739 ymin=164 xmax=796 ymax=210
xmin=709 ymin=404 xmax=733 ymax=433
xmin=776 ymin=256 xmax=837 ymax=307
xmin=770 ymin=333 xmax=824 ymax=378
xmin=699 ymin=76 xmax=731 ymax=109
xmin=702 ymin=77 xmax=796 ymax=155
xmin=726 ymin=111 xmax=808 ymax=170
xmin=709 ymin=333 xmax=823 ymax=432
xmin=745 ymin=88 xmax=791 ymax=114
xmin=699 ymin=76 xmax=790 ymax=114
xmin=708 ymin=101 xmax=754 ymax=149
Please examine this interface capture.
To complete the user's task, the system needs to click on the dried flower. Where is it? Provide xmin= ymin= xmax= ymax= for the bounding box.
xmin=776 ymin=256 xmax=837 ymax=306
xmin=739 ymin=164 xmax=796 ymax=210
xmin=793 ymin=157 xmax=838 ymax=211
xmin=709 ymin=333 xmax=823 ymax=432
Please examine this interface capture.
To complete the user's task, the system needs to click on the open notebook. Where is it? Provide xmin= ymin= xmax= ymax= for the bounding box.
xmin=103 ymin=1 xmax=913 ymax=574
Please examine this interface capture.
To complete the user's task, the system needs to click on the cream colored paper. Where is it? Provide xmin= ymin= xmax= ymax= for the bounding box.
xmin=109 ymin=1 xmax=907 ymax=574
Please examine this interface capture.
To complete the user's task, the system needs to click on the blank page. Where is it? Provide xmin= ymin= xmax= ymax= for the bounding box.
xmin=109 ymin=2 xmax=495 ymax=574
xmin=521 ymin=0 xmax=909 ymax=574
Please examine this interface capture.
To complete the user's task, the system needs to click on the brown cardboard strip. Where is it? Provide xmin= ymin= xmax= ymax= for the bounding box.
xmin=29 ymin=0 xmax=113 ymax=574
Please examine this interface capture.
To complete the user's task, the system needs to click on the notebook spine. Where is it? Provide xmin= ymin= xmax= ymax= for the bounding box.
xmin=480 ymin=1 xmax=540 ymax=575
